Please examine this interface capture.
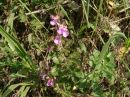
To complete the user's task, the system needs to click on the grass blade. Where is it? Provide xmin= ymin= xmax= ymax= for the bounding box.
xmin=2 ymin=83 xmax=32 ymax=97
xmin=99 ymin=32 xmax=127 ymax=63
xmin=20 ymin=86 xmax=30 ymax=97
xmin=0 ymin=26 xmax=33 ymax=69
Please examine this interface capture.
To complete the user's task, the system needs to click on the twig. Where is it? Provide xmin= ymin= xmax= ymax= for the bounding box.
xmin=14 ymin=9 xmax=49 ymax=20
xmin=112 ymin=16 xmax=130 ymax=23
xmin=25 ymin=9 xmax=45 ymax=16
xmin=119 ymin=7 xmax=130 ymax=13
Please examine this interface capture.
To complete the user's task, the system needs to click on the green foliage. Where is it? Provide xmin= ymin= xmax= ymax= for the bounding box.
xmin=2 ymin=83 xmax=32 ymax=97
xmin=0 ymin=0 xmax=129 ymax=96
xmin=0 ymin=26 xmax=34 ymax=70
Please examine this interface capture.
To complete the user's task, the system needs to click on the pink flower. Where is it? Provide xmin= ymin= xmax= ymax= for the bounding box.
xmin=50 ymin=14 xmax=69 ymax=45
xmin=57 ymin=25 xmax=69 ymax=37
xmin=50 ymin=15 xmax=59 ymax=26
xmin=54 ymin=35 xmax=61 ymax=45
xmin=50 ymin=20 xmax=57 ymax=26
xmin=47 ymin=78 xmax=54 ymax=87
xmin=62 ymin=30 xmax=69 ymax=37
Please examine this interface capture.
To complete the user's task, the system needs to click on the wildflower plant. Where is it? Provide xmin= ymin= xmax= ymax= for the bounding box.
xmin=0 ymin=0 xmax=130 ymax=97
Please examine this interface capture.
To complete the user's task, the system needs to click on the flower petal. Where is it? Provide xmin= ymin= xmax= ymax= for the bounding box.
xmin=47 ymin=79 xmax=54 ymax=86
xmin=57 ymin=28 xmax=63 ymax=35
xmin=54 ymin=36 xmax=61 ymax=45
xmin=63 ymin=31 xmax=69 ymax=37
xmin=51 ymin=15 xmax=59 ymax=20
xmin=50 ymin=20 xmax=57 ymax=26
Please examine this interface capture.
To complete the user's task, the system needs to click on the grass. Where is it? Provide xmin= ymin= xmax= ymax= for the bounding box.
xmin=0 ymin=0 xmax=130 ymax=97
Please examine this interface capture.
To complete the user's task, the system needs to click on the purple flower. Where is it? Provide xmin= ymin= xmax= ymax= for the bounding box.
xmin=50 ymin=20 xmax=57 ymax=26
xmin=54 ymin=35 xmax=61 ymax=45
xmin=57 ymin=25 xmax=69 ymax=37
xmin=47 ymin=79 xmax=54 ymax=87
xmin=62 ymin=30 xmax=69 ymax=37
xmin=50 ymin=15 xmax=59 ymax=26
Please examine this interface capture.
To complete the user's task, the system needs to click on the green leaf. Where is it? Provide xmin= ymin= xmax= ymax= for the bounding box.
xmin=74 ymin=71 xmax=84 ymax=78
xmin=51 ymin=66 xmax=58 ymax=76
xmin=19 ymin=10 xmax=27 ymax=22
xmin=17 ymin=86 xmax=26 ymax=97
xmin=52 ymin=57 xmax=59 ymax=64
xmin=88 ymin=22 xmax=95 ymax=29
xmin=79 ymin=41 xmax=87 ymax=53
xmin=78 ymin=79 xmax=87 ymax=91
xmin=30 ymin=19 xmax=43 ymax=30
xmin=78 ymin=24 xmax=88 ymax=35
xmin=20 ymin=86 xmax=30 ymax=97
xmin=10 ymin=73 xmax=27 ymax=78
xmin=6 ymin=13 xmax=14 ymax=33
xmin=28 ymin=33 xmax=33 ymax=44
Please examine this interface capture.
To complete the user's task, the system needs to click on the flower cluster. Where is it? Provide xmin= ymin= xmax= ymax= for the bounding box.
xmin=40 ymin=73 xmax=55 ymax=87
xmin=50 ymin=15 xmax=69 ymax=45
xmin=46 ymin=78 xmax=54 ymax=86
